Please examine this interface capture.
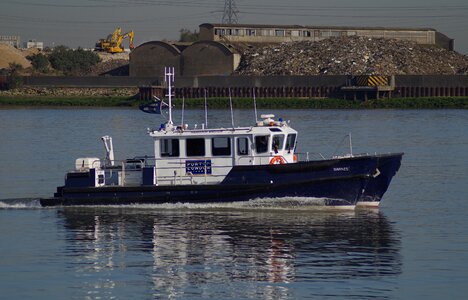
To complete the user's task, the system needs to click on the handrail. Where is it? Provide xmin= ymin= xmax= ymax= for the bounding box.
xmin=67 ymin=152 xmax=342 ymax=187
xmin=71 ymin=152 xmax=329 ymax=173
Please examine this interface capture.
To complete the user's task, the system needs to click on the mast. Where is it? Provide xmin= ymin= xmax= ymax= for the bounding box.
xmin=165 ymin=67 xmax=175 ymax=125
xmin=253 ymin=88 xmax=258 ymax=123
xmin=229 ymin=88 xmax=234 ymax=129
xmin=204 ymin=89 xmax=208 ymax=128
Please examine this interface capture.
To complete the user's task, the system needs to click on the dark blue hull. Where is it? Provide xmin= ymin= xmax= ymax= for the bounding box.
xmin=358 ymin=154 xmax=403 ymax=205
xmin=40 ymin=153 xmax=403 ymax=207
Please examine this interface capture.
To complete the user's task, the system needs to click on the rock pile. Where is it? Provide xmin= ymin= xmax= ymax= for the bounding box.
xmin=87 ymin=59 xmax=129 ymax=76
xmin=236 ymin=36 xmax=468 ymax=75
xmin=0 ymin=87 xmax=138 ymax=97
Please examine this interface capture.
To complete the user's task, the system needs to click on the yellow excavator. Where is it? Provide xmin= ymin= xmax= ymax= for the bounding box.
xmin=95 ymin=27 xmax=135 ymax=54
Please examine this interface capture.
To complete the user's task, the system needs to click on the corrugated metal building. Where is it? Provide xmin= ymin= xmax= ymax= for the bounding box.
xmin=130 ymin=41 xmax=240 ymax=77
xmin=199 ymin=23 xmax=454 ymax=50
xmin=129 ymin=41 xmax=183 ymax=77
xmin=182 ymin=41 xmax=241 ymax=76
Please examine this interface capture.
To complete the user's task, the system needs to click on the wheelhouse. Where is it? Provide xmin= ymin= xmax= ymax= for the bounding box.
xmin=146 ymin=115 xmax=298 ymax=185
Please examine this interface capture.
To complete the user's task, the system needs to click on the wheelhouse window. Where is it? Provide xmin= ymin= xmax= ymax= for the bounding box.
xmin=255 ymin=135 xmax=269 ymax=154
xmin=186 ymin=138 xmax=205 ymax=157
xmin=237 ymin=137 xmax=249 ymax=156
xmin=285 ymin=134 xmax=297 ymax=151
xmin=272 ymin=134 xmax=285 ymax=153
xmin=160 ymin=139 xmax=180 ymax=157
xmin=212 ymin=137 xmax=231 ymax=156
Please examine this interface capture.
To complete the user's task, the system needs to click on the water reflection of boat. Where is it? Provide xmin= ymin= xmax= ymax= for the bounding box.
xmin=59 ymin=207 xmax=401 ymax=294
xmin=41 ymin=68 xmax=402 ymax=208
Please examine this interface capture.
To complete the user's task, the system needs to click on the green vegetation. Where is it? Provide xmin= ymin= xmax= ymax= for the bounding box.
xmin=0 ymin=96 xmax=467 ymax=109
xmin=178 ymin=28 xmax=199 ymax=42
xmin=5 ymin=63 xmax=24 ymax=90
xmin=26 ymin=53 xmax=50 ymax=73
xmin=21 ymin=46 xmax=101 ymax=76
xmin=361 ymin=97 xmax=468 ymax=109
xmin=170 ymin=97 xmax=346 ymax=109
xmin=48 ymin=46 xmax=101 ymax=75
xmin=171 ymin=97 xmax=468 ymax=109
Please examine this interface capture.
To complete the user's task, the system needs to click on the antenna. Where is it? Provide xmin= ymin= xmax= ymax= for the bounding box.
xmin=181 ymin=96 xmax=185 ymax=127
xmin=222 ymin=0 xmax=239 ymax=24
xmin=252 ymin=88 xmax=258 ymax=123
xmin=164 ymin=67 xmax=174 ymax=125
xmin=229 ymin=88 xmax=234 ymax=129
xmin=204 ymin=89 xmax=208 ymax=128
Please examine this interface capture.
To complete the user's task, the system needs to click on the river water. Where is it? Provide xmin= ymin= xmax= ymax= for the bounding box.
xmin=0 ymin=108 xmax=467 ymax=299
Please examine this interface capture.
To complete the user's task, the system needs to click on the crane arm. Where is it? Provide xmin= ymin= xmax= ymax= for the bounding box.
xmin=116 ymin=31 xmax=135 ymax=50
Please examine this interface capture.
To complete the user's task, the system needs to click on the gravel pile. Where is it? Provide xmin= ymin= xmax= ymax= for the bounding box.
xmin=236 ymin=36 xmax=468 ymax=75
xmin=87 ymin=59 xmax=129 ymax=76
xmin=0 ymin=87 xmax=137 ymax=97
xmin=89 ymin=52 xmax=129 ymax=75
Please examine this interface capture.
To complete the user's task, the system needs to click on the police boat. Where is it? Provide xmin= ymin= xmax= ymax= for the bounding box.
xmin=40 ymin=68 xmax=403 ymax=208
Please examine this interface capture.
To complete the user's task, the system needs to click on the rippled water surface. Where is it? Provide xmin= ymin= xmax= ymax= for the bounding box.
xmin=0 ymin=108 xmax=467 ymax=299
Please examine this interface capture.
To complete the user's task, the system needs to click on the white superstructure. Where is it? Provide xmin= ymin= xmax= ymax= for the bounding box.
xmin=147 ymin=116 xmax=297 ymax=186
xmin=141 ymin=67 xmax=298 ymax=186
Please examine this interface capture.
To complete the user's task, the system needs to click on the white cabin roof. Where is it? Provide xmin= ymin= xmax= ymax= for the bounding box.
xmin=148 ymin=123 xmax=297 ymax=139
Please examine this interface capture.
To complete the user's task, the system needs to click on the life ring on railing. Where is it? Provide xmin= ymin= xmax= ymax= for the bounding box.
xmin=269 ymin=156 xmax=286 ymax=165
xmin=293 ymin=154 xmax=297 ymax=162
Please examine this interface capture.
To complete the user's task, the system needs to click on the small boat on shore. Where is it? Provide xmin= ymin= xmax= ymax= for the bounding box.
xmin=40 ymin=68 xmax=402 ymax=208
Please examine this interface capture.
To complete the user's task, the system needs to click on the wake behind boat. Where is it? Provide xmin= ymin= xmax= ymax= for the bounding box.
xmin=40 ymin=68 xmax=402 ymax=208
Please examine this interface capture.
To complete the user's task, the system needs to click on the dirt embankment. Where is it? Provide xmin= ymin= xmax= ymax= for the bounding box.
xmin=236 ymin=36 xmax=468 ymax=76
xmin=0 ymin=44 xmax=33 ymax=70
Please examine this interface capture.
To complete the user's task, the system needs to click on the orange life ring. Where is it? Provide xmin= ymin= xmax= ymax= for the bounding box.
xmin=269 ymin=156 xmax=286 ymax=165
xmin=293 ymin=154 xmax=297 ymax=162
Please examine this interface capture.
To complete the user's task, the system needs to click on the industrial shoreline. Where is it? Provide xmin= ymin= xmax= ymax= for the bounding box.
xmin=0 ymin=95 xmax=467 ymax=109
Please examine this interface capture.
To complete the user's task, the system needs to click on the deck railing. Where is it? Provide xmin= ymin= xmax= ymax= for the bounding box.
xmin=86 ymin=152 xmax=339 ymax=186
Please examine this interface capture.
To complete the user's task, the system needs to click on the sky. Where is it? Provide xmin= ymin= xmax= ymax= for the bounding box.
xmin=1 ymin=0 xmax=467 ymax=54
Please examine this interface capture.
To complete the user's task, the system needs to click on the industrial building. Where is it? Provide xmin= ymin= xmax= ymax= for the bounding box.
xmin=129 ymin=41 xmax=183 ymax=77
xmin=182 ymin=41 xmax=240 ymax=76
xmin=0 ymin=35 xmax=21 ymax=48
xmin=199 ymin=23 xmax=454 ymax=50
xmin=24 ymin=40 xmax=44 ymax=50
xmin=130 ymin=40 xmax=240 ymax=77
